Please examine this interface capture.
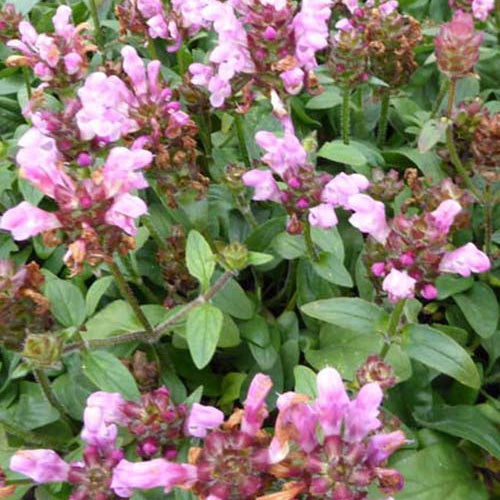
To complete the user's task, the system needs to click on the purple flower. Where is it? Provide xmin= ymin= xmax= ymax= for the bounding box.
xmin=382 ymin=268 xmax=416 ymax=303
xmin=241 ymin=373 xmax=272 ymax=437
xmin=367 ymin=431 xmax=407 ymax=465
xmin=10 ymin=450 xmax=69 ymax=483
xmin=111 ymin=459 xmax=197 ymax=497
xmin=80 ymin=405 xmax=118 ymax=448
xmin=308 ymin=203 xmax=339 ymax=229
xmin=348 ymin=194 xmax=390 ymax=243
xmin=430 ymin=199 xmax=461 ymax=234
xmin=0 ymin=202 xmax=61 ymax=240
xmin=85 ymin=392 xmax=127 ymax=425
xmin=472 ymin=0 xmax=494 ymax=20
xmin=280 ymin=67 xmax=305 ymax=95
xmin=421 ymin=283 xmax=438 ymax=300
xmin=344 ymin=383 xmax=383 ymax=442
xmin=185 ymin=403 xmax=225 ymax=438
xmin=104 ymin=193 xmax=148 ymax=236
xmin=439 ymin=242 xmax=490 ymax=277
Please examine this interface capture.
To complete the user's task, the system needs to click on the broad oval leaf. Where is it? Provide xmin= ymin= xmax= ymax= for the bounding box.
xmin=86 ymin=276 xmax=114 ymax=317
xmin=301 ymin=298 xmax=387 ymax=334
xmin=81 ymin=351 xmax=140 ymax=400
xmin=318 ymin=140 xmax=367 ymax=167
xmin=186 ymin=303 xmax=223 ymax=369
xmin=44 ymin=275 xmax=86 ymax=327
xmin=311 ymin=251 xmax=353 ymax=288
xmin=404 ymin=324 xmax=481 ymax=389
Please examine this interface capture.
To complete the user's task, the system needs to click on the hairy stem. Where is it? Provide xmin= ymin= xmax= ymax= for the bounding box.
xmin=303 ymin=222 xmax=318 ymax=262
xmin=63 ymin=270 xmax=235 ymax=353
xmin=377 ymin=91 xmax=390 ymax=145
xmin=484 ymin=184 xmax=492 ymax=256
xmin=109 ymin=260 xmax=155 ymax=337
xmin=431 ymin=79 xmax=449 ymax=118
xmin=380 ymin=299 xmax=406 ymax=359
xmin=236 ymin=193 xmax=258 ymax=230
xmin=119 ymin=254 xmax=161 ymax=304
xmin=142 ymin=216 xmax=168 ymax=250
xmin=234 ymin=113 xmax=251 ymax=168
xmin=88 ymin=0 xmax=104 ymax=51
xmin=342 ymin=87 xmax=351 ymax=145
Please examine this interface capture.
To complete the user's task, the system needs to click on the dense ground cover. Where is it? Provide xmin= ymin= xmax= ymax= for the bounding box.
xmin=0 ymin=0 xmax=498 ymax=498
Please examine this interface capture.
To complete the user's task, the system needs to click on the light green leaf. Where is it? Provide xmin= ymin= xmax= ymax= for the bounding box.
xmin=186 ymin=230 xmax=215 ymax=291
xmin=211 ymin=273 xmax=254 ymax=320
xmin=272 ymin=232 xmax=306 ymax=259
xmin=82 ymin=351 xmax=140 ymax=400
xmin=86 ymin=276 xmax=114 ymax=317
xmin=311 ymin=251 xmax=353 ymax=287
xmin=186 ymin=303 xmax=223 ymax=369
xmin=318 ymin=140 xmax=367 ymax=167
xmin=44 ymin=276 xmax=86 ymax=327
xmin=294 ymin=365 xmax=318 ymax=398
xmin=247 ymin=251 xmax=274 ymax=266
xmin=404 ymin=324 xmax=481 ymax=389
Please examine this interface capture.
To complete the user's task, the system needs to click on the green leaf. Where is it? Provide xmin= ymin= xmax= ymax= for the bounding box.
xmin=404 ymin=324 xmax=481 ymax=389
xmin=82 ymin=351 xmax=140 ymax=400
xmin=272 ymin=232 xmax=306 ymax=259
xmin=247 ymin=251 xmax=274 ymax=266
xmin=311 ymin=251 xmax=353 ymax=287
xmin=186 ymin=230 xmax=215 ymax=291
xmin=211 ymin=273 xmax=254 ymax=320
xmin=383 ymin=148 xmax=444 ymax=182
xmin=186 ymin=303 xmax=223 ymax=369
xmin=44 ymin=276 xmax=86 ymax=327
xmin=219 ymin=372 xmax=246 ymax=406
xmin=85 ymin=276 xmax=114 ymax=317
xmin=318 ymin=140 xmax=367 ymax=167
xmin=294 ymin=365 xmax=318 ymax=398
xmin=305 ymin=86 xmax=342 ymax=110
xmin=245 ymin=217 xmax=287 ymax=251
xmin=301 ymin=298 xmax=387 ymax=334
xmin=311 ymin=226 xmax=344 ymax=261
xmin=415 ymin=405 xmax=500 ymax=458
xmin=393 ymin=443 xmax=488 ymax=500
xmin=417 ymin=119 xmax=446 ymax=153
xmin=218 ymin=315 xmax=241 ymax=348
xmin=52 ymin=372 xmax=96 ymax=421
xmin=453 ymin=282 xmax=498 ymax=338
xmin=435 ymin=275 xmax=474 ymax=300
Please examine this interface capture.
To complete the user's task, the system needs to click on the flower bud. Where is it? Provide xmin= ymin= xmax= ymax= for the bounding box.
xmin=220 ymin=242 xmax=249 ymax=271
xmin=22 ymin=334 xmax=62 ymax=368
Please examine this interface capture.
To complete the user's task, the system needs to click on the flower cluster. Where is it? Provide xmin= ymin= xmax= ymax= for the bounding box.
xmin=449 ymin=0 xmax=494 ymax=21
xmin=0 ymin=128 xmax=151 ymax=275
xmin=6 ymin=6 xmax=95 ymax=86
xmin=10 ymin=369 xmax=405 ymax=499
xmin=243 ymin=106 xmax=375 ymax=233
xmin=329 ymin=0 xmax=422 ymax=89
xmin=363 ymin=176 xmax=490 ymax=303
xmin=0 ymin=3 xmax=22 ymax=43
xmin=116 ymin=0 xmax=211 ymax=53
xmin=0 ymin=260 xmax=52 ymax=350
xmin=434 ymin=10 xmax=483 ymax=79
xmin=189 ymin=0 xmax=333 ymax=108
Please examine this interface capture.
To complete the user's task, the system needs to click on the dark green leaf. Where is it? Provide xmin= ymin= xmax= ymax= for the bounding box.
xmin=318 ymin=140 xmax=367 ymax=167
xmin=311 ymin=251 xmax=353 ymax=287
xmin=186 ymin=230 xmax=215 ymax=291
xmin=85 ymin=276 xmax=113 ymax=317
xmin=44 ymin=275 xmax=86 ymax=327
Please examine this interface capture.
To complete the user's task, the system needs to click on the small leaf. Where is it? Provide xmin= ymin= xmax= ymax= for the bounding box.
xmin=82 ymin=351 xmax=140 ymax=400
xmin=210 ymin=273 xmax=254 ymax=320
xmin=301 ymin=298 xmax=386 ymax=334
xmin=272 ymin=232 xmax=306 ymax=259
xmin=453 ymin=282 xmax=498 ymax=339
xmin=417 ymin=119 xmax=446 ymax=153
xmin=44 ymin=276 xmax=86 ymax=327
xmin=247 ymin=251 xmax=274 ymax=266
xmin=435 ymin=275 xmax=474 ymax=300
xmin=311 ymin=251 xmax=353 ymax=287
xmin=186 ymin=230 xmax=215 ymax=291
xmin=404 ymin=324 xmax=481 ymax=389
xmin=306 ymin=86 xmax=342 ymax=110
xmin=318 ymin=140 xmax=367 ymax=167
xmin=186 ymin=303 xmax=223 ymax=369
xmin=294 ymin=365 xmax=318 ymax=398
xmin=86 ymin=276 xmax=114 ymax=317
xmin=415 ymin=405 xmax=500 ymax=458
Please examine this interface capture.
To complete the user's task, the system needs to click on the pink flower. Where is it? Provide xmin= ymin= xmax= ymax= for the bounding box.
xmin=52 ymin=5 xmax=76 ymax=41
xmin=430 ymin=199 xmax=461 ymax=234
xmin=421 ymin=283 xmax=438 ymax=300
xmin=102 ymin=147 xmax=151 ymax=198
xmin=185 ymin=403 xmax=224 ymax=438
xmin=0 ymin=202 xmax=61 ymax=240
xmin=105 ymin=194 xmax=148 ymax=236
xmin=121 ymin=45 xmax=148 ymax=96
xmin=308 ymin=203 xmax=339 ymax=229
xmin=242 ymin=169 xmax=281 ymax=202
xmin=189 ymin=63 xmax=213 ymax=87
xmin=172 ymin=0 xmax=212 ymax=33
xmin=80 ymin=405 xmax=118 ymax=448
xmin=379 ymin=0 xmax=399 ymax=16
xmin=472 ymin=0 xmax=494 ymax=20
xmin=371 ymin=262 xmax=387 ymax=277
xmin=439 ymin=242 xmax=490 ymax=277
xmin=344 ymin=383 xmax=383 ymax=442
xmin=382 ymin=268 xmax=416 ymax=303
xmin=255 ymin=129 xmax=307 ymax=177
xmin=10 ymin=449 xmax=69 ymax=483
xmin=367 ymin=430 xmax=407 ymax=465
xmin=86 ymin=392 xmax=127 ymax=425
xmin=241 ymin=373 xmax=272 ymax=437
xmin=348 ymin=194 xmax=389 ymax=244
xmin=207 ymin=75 xmax=232 ymax=108
xmin=111 ymin=459 xmax=197 ymax=497
xmin=293 ymin=0 xmax=333 ymax=70
xmin=280 ymin=67 xmax=305 ymax=95
xmin=321 ymin=172 xmax=370 ymax=209
xmin=63 ymin=52 xmax=82 ymax=74
xmin=314 ymin=367 xmax=350 ymax=437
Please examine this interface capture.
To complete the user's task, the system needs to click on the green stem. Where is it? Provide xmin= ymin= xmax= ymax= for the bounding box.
xmin=22 ymin=67 xmax=31 ymax=99
xmin=236 ymin=193 xmax=258 ymax=230
xmin=63 ymin=270 xmax=235 ymax=353
xmin=33 ymin=369 xmax=74 ymax=430
xmin=147 ymin=37 xmax=158 ymax=60
xmin=142 ymin=217 xmax=168 ymax=250
xmin=303 ymin=222 xmax=318 ymax=261
xmin=109 ymin=260 xmax=155 ymax=337
xmin=431 ymin=79 xmax=449 ymax=118
xmin=446 ymin=78 xmax=456 ymax=118
xmin=380 ymin=299 xmax=406 ymax=359
xmin=234 ymin=113 xmax=251 ymax=168
xmin=341 ymin=87 xmax=351 ymax=145
xmin=495 ymin=0 xmax=500 ymax=45
xmin=88 ymin=0 xmax=104 ymax=51
xmin=176 ymin=46 xmax=186 ymax=77
xmin=484 ymin=184 xmax=492 ymax=256
xmin=377 ymin=91 xmax=390 ymax=145
xmin=119 ymin=255 xmax=160 ymax=304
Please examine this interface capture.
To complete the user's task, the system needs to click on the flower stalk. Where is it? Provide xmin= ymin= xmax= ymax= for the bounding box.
xmin=342 ymin=87 xmax=351 ymax=145
xmin=380 ymin=298 xmax=406 ymax=359
xmin=377 ymin=90 xmax=390 ymax=145
xmin=88 ymin=0 xmax=104 ymax=51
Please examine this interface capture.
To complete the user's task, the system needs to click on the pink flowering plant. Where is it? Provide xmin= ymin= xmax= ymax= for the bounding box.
xmin=0 ymin=0 xmax=498 ymax=498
